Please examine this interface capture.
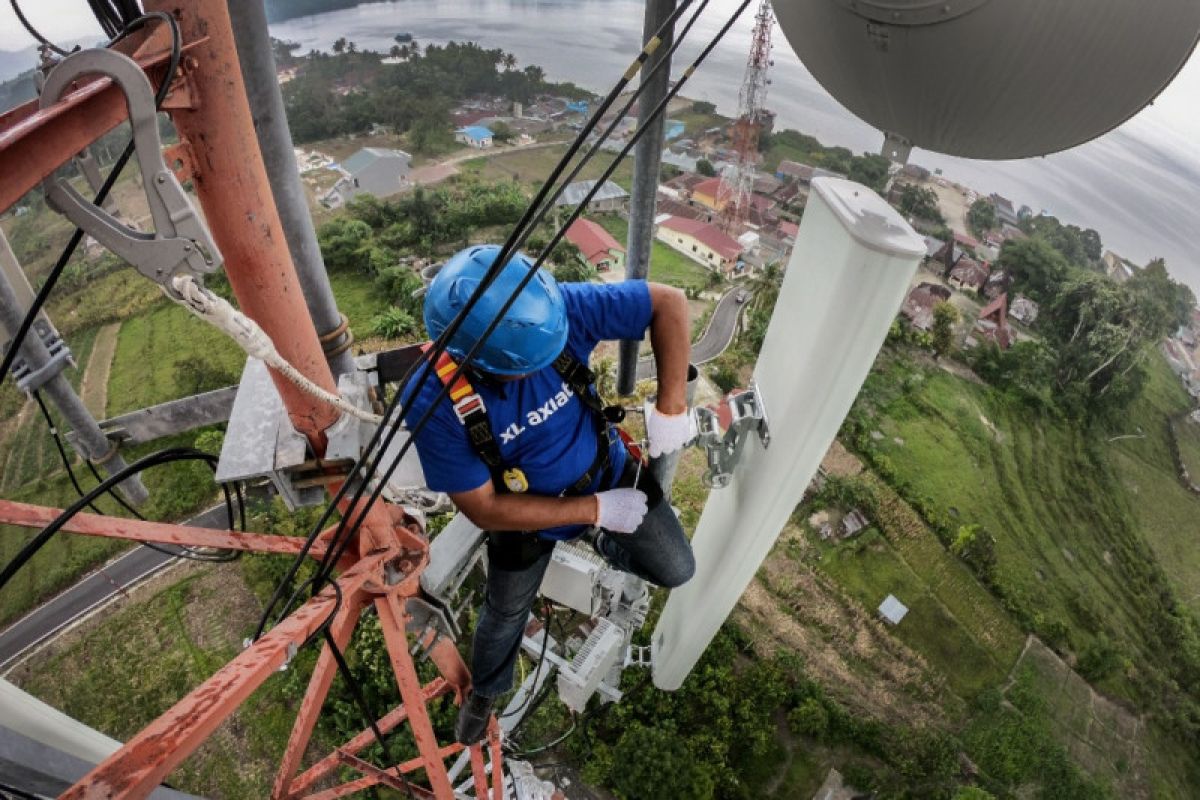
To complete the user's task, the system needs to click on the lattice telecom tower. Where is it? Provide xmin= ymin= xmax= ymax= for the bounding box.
xmin=716 ymin=0 xmax=774 ymax=233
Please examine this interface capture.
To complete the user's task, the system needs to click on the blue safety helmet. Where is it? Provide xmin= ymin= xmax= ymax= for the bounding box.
xmin=423 ymin=244 xmax=569 ymax=376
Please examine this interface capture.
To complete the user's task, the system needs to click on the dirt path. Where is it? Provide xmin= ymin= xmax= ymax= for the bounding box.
xmin=80 ymin=322 xmax=120 ymax=418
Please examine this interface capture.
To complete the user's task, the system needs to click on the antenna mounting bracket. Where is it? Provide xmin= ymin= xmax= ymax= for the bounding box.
xmin=693 ymin=381 xmax=770 ymax=488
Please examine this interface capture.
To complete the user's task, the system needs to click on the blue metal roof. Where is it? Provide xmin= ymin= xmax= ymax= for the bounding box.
xmin=458 ymin=125 xmax=493 ymax=141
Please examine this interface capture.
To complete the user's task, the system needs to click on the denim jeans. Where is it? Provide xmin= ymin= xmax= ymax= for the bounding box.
xmin=470 ymin=462 xmax=695 ymax=698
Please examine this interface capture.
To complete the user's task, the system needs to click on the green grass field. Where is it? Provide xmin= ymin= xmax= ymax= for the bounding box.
xmin=16 ymin=565 xmax=304 ymax=798
xmin=595 ymin=216 xmax=714 ymax=292
xmin=853 ymin=355 xmax=1200 ymax=703
xmin=460 ymin=143 xmax=637 ymax=193
xmin=815 ymin=528 xmax=1014 ymax=699
xmin=327 ymin=268 xmax=394 ymax=340
xmin=107 ymin=301 xmax=245 ymax=416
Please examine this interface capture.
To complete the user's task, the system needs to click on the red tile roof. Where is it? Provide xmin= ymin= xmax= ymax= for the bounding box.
xmin=564 ymin=218 xmax=624 ymax=267
xmin=659 ymin=216 xmax=742 ymax=261
xmin=693 ymin=176 xmax=724 ymax=199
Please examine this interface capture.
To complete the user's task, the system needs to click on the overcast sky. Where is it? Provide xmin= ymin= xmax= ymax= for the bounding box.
xmin=3 ymin=1 xmax=1199 ymax=276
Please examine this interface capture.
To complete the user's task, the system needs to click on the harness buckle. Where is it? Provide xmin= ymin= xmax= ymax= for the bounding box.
xmin=452 ymin=393 xmax=486 ymax=424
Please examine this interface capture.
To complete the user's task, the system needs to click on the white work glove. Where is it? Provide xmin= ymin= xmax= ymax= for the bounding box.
xmin=646 ymin=404 xmax=696 ymax=458
xmin=595 ymin=488 xmax=648 ymax=533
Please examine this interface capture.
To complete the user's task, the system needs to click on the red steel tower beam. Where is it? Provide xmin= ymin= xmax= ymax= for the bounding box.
xmin=0 ymin=1 xmax=503 ymax=796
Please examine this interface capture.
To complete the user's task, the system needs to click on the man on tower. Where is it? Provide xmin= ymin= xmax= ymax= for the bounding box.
xmin=402 ymin=244 xmax=696 ymax=744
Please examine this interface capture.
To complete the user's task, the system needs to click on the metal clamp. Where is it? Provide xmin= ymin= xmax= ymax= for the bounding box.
xmin=6 ymin=317 xmax=74 ymax=394
xmin=39 ymin=48 xmax=221 ymax=298
xmin=693 ymin=381 xmax=770 ymax=488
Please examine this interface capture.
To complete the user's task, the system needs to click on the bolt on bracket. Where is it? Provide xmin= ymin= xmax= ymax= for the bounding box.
xmin=693 ymin=381 xmax=770 ymax=489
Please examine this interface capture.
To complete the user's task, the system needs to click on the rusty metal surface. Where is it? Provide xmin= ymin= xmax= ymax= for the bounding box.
xmin=305 ymin=771 xmax=435 ymax=800
xmin=0 ymin=499 xmax=330 ymax=557
xmin=0 ymin=32 xmax=196 ymax=213
xmin=60 ymin=564 xmax=379 ymax=799
xmin=376 ymin=593 xmax=458 ymax=799
xmin=150 ymin=0 xmax=341 ymax=443
xmin=273 ymin=594 xmax=366 ymax=800
xmin=288 ymin=679 xmax=451 ymax=797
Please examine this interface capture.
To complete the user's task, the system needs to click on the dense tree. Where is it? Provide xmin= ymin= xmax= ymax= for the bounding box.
xmin=1043 ymin=271 xmax=1161 ymax=414
xmin=692 ymin=100 xmax=716 ymax=114
xmin=696 ymin=158 xmax=717 ymax=177
xmin=847 ymin=154 xmax=891 ymax=194
xmin=489 ymin=120 xmax=515 ymax=143
xmin=951 ymin=523 xmax=997 ymax=581
xmin=332 ymin=37 xmax=347 ymax=54
xmin=931 ymin=301 xmax=959 ymax=359
xmin=997 ymin=238 xmax=1070 ymax=306
xmin=896 ymin=183 xmax=944 ymax=223
xmin=1020 ymin=215 xmax=1099 ymax=267
xmin=967 ymin=198 xmax=997 ymax=236
xmin=317 ymin=217 xmax=373 ymax=271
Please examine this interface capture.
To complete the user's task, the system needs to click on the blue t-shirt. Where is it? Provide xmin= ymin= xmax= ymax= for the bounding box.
xmin=402 ymin=280 xmax=653 ymax=539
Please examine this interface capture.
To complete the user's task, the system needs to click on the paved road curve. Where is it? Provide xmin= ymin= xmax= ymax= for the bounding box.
xmin=636 ymin=286 xmax=747 ymax=381
xmin=0 ymin=504 xmax=233 ymax=673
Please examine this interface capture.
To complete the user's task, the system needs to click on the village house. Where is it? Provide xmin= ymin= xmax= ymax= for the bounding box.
xmin=969 ymin=293 xmax=1013 ymax=349
xmin=320 ymin=147 xmax=412 ymax=209
xmin=953 ymin=231 xmax=981 ymax=253
xmin=660 ymin=148 xmax=699 ymax=173
xmin=948 ymin=257 xmax=991 ymax=293
xmin=655 ymin=194 xmax=714 ymax=224
xmin=1010 ymin=295 xmax=1039 ymax=326
xmin=553 ymin=179 xmax=629 ymax=213
xmin=1000 ymin=223 xmax=1026 ymax=242
xmin=691 ymin=176 xmax=727 ymax=213
xmin=990 ymin=193 xmax=1020 ymax=227
xmin=923 ymin=236 xmax=946 ymax=262
xmin=933 ymin=240 xmax=965 ymax=274
xmin=983 ymin=270 xmax=1011 ymax=300
xmin=900 ymin=282 xmax=952 ymax=330
xmin=454 ymin=125 xmax=494 ymax=149
xmin=564 ymin=218 xmax=625 ymax=272
xmin=655 ymin=215 xmax=742 ymax=272
xmin=1102 ymin=250 xmax=1137 ymax=283
xmin=659 ymin=172 xmax=709 ymax=202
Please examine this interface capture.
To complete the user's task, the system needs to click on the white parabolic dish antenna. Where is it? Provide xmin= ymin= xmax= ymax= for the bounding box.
xmin=773 ymin=0 xmax=1200 ymax=159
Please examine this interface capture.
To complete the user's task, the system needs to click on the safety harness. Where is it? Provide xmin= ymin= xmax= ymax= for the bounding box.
xmin=422 ymin=344 xmax=633 ymax=496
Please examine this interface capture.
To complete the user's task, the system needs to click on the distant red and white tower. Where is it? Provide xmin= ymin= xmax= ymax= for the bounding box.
xmin=717 ymin=0 xmax=774 ymax=233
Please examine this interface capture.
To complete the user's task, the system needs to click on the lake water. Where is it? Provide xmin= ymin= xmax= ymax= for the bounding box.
xmin=272 ymin=0 xmax=1200 ymax=292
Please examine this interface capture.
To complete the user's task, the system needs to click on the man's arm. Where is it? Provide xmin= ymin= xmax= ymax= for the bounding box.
xmin=648 ymin=283 xmax=690 ymax=415
xmin=450 ymin=480 xmax=598 ymax=532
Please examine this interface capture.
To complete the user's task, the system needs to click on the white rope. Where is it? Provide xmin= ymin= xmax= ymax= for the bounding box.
xmin=170 ymin=274 xmax=383 ymax=425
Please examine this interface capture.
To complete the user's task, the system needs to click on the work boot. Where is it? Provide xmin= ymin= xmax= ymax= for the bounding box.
xmin=455 ymin=690 xmax=495 ymax=745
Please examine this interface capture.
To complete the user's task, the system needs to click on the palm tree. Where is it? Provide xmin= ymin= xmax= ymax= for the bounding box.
xmin=502 ymin=53 xmax=517 ymax=71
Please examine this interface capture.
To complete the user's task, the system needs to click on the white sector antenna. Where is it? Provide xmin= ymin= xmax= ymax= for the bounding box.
xmin=651 ymin=177 xmax=924 ymax=690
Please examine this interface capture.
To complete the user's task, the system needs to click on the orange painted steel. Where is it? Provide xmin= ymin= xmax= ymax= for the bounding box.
xmin=60 ymin=561 xmax=379 ymax=799
xmin=286 ymin=679 xmax=454 ymax=797
xmin=0 ymin=27 xmax=195 ymax=212
xmin=148 ymin=0 xmax=340 ymax=443
xmin=0 ymin=1 xmax=504 ymax=796
xmin=0 ymin=499 xmax=331 ymax=557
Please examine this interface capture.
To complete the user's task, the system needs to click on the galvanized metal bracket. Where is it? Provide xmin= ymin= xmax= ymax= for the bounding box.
xmin=693 ymin=381 xmax=770 ymax=489
xmin=6 ymin=318 xmax=73 ymax=394
xmin=38 ymin=48 xmax=221 ymax=299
